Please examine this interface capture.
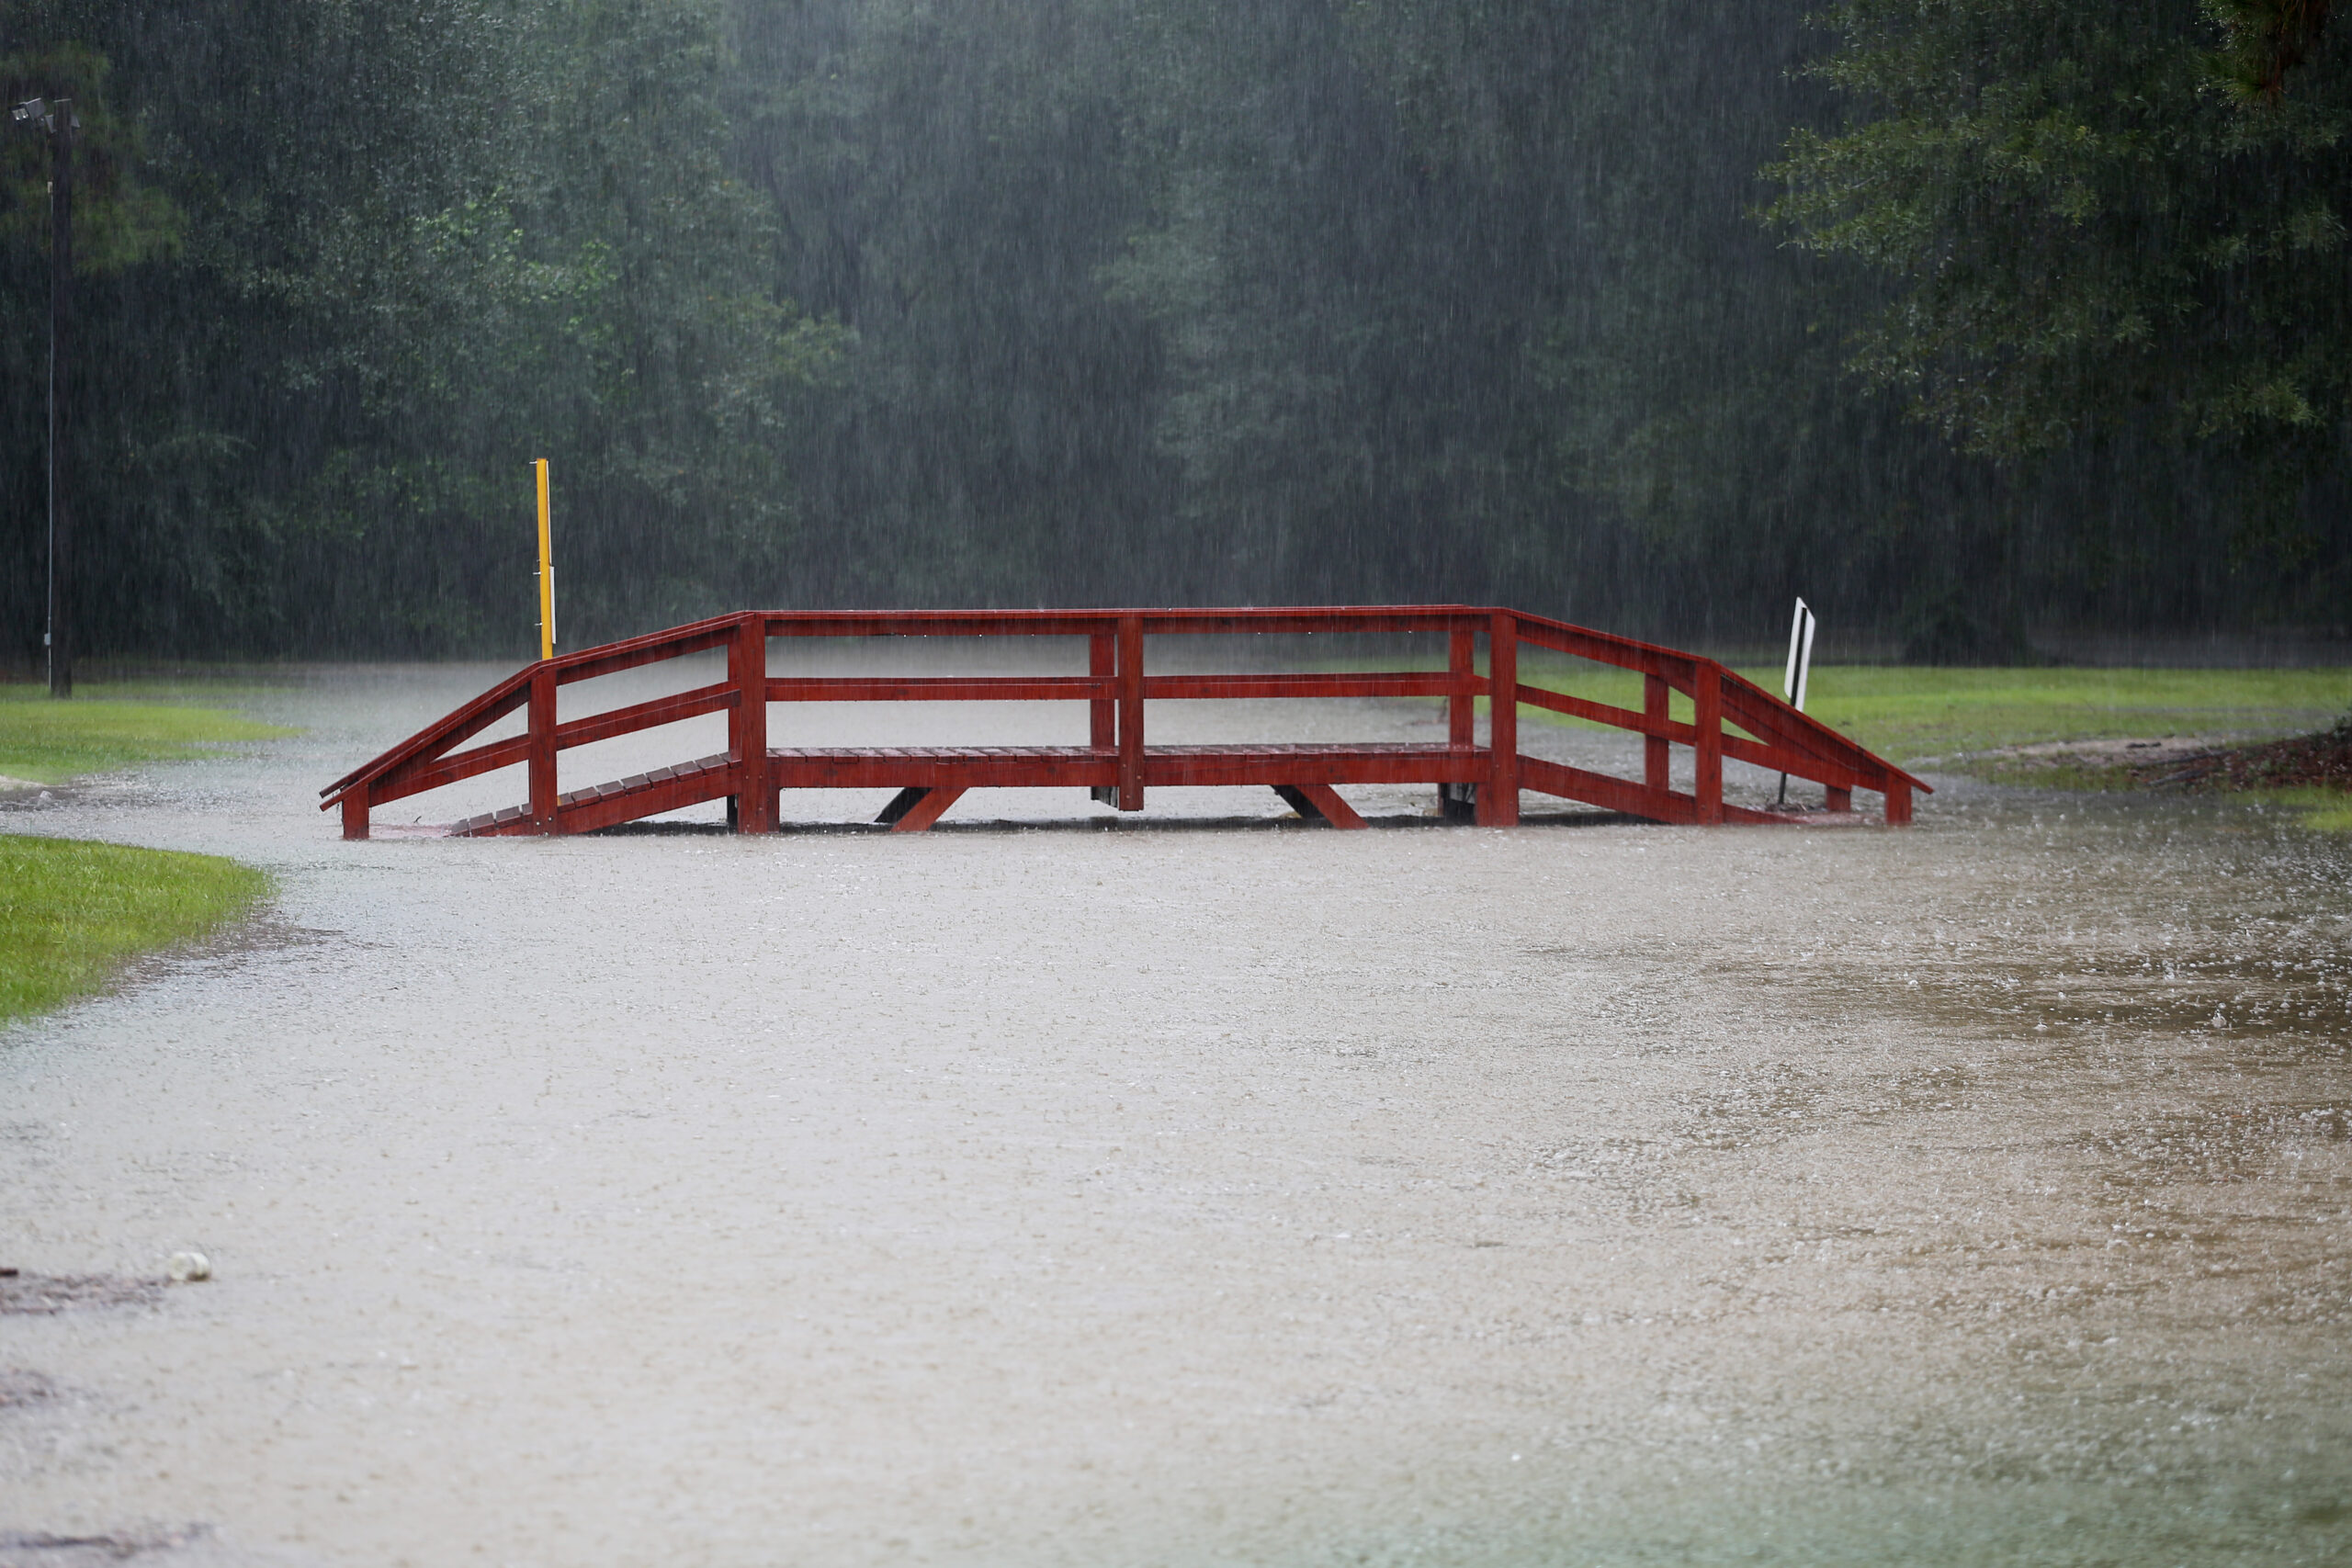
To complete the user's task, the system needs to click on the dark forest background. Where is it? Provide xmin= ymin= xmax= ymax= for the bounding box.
xmin=4 ymin=0 xmax=2350 ymax=660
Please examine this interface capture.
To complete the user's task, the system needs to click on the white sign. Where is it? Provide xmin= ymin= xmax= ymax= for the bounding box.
xmin=1782 ymin=597 xmax=1816 ymax=713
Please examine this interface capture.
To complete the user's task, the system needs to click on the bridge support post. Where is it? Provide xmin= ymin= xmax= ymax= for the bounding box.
xmin=729 ymin=614 xmax=774 ymax=833
xmin=1884 ymin=780 xmax=1913 ymax=827
xmin=341 ymin=786 xmax=370 ymax=840
xmin=1693 ymin=660 xmax=1724 ymax=825
xmin=528 ymin=664 xmax=559 ymax=832
xmin=1644 ymin=672 xmax=1669 ymax=792
xmin=1090 ymin=630 xmax=1115 ymax=751
xmin=1477 ymin=612 xmax=1519 ymax=826
xmin=1116 ymin=613 xmax=1145 ymax=810
xmin=1449 ymin=629 xmax=1475 ymax=750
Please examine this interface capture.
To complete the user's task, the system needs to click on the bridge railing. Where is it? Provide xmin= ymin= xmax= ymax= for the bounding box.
xmin=321 ymin=606 xmax=1924 ymax=836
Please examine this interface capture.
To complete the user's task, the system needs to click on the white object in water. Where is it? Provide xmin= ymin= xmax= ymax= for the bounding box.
xmin=167 ymin=1251 xmax=210 ymax=1283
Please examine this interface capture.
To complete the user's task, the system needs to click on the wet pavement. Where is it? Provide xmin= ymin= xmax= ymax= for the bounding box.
xmin=1 ymin=660 xmax=2347 ymax=1565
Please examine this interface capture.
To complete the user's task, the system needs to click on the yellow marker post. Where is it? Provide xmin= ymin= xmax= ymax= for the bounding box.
xmin=534 ymin=458 xmax=556 ymax=661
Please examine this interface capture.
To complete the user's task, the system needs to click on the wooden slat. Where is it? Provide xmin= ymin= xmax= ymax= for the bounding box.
xmin=1090 ymin=632 xmax=1115 ymax=750
xmin=1510 ymin=611 xmax=1698 ymax=680
xmin=528 ymin=667 xmax=559 ymax=828
xmin=761 ymin=611 xmax=1121 ymax=639
xmin=1713 ymin=665 xmax=1928 ymax=795
xmin=451 ymin=803 xmax=536 ymax=836
xmin=1449 ymin=629 xmax=1475 ymax=750
xmin=553 ymin=623 xmax=738 ymax=686
xmin=548 ymin=764 xmax=737 ymax=835
xmin=753 ymin=605 xmax=1490 ymax=639
xmin=731 ymin=616 xmax=774 ymax=833
xmin=1137 ymin=608 xmax=1487 ymax=637
xmin=1144 ymin=743 xmax=1484 ymax=788
xmin=766 ymin=676 xmax=1110 ymax=703
xmin=1693 ymin=663 xmax=1724 ymax=826
xmin=321 ymin=675 xmax=530 ymax=800
xmin=1520 ymin=755 xmax=1701 ymax=824
xmin=1518 ymin=755 xmax=1800 ymax=829
xmin=1117 ymin=614 xmax=1144 ymax=810
xmin=889 ymin=785 xmax=967 ymax=833
xmin=1142 ymin=672 xmax=1476 ymax=701
xmin=1715 ymin=679 xmax=1859 ymax=776
xmin=1516 ymin=682 xmax=1695 ymax=744
xmin=769 ymin=747 xmax=1120 ymax=790
xmin=554 ymin=682 xmax=738 ymax=750
xmin=1291 ymin=783 xmax=1368 ymax=829
xmin=374 ymin=734 xmax=532 ymax=804
xmin=1482 ymin=612 xmax=1519 ymax=826
xmin=1644 ymin=672 xmax=1669 ymax=792
xmin=1719 ymin=732 xmax=1868 ymax=791
xmin=322 ymin=610 xmax=745 ymax=805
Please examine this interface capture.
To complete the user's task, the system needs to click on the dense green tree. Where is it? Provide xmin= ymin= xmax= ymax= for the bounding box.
xmin=1769 ymin=5 xmax=2352 ymax=458
xmin=1765 ymin=0 xmax=2352 ymax=622
xmin=724 ymin=0 xmax=1168 ymax=607
xmin=2 ymin=0 xmax=838 ymax=658
xmin=3 ymin=0 xmax=2343 ymax=660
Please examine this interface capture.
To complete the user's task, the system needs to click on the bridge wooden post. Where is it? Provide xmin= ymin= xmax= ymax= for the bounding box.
xmin=527 ymin=664 xmax=559 ymax=832
xmin=1693 ymin=660 xmax=1724 ymax=825
xmin=1477 ymin=611 xmax=1520 ymax=826
xmin=341 ymin=784 xmax=370 ymax=840
xmin=1090 ymin=629 xmax=1115 ymax=751
xmin=1884 ymin=780 xmax=1913 ymax=826
xmin=1643 ymin=671 xmax=1670 ymax=792
xmin=1448 ymin=629 xmax=1475 ymax=750
xmin=1116 ymin=614 xmax=1145 ymax=810
xmin=729 ymin=614 xmax=774 ymax=833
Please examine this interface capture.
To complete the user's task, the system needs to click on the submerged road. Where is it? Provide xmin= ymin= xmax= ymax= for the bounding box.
xmin=2 ymin=662 xmax=2348 ymax=1566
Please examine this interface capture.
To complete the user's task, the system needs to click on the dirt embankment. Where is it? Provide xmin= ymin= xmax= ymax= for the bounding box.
xmin=2132 ymin=717 xmax=2352 ymax=792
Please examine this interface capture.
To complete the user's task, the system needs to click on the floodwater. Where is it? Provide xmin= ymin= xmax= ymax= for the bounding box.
xmin=2 ymin=657 xmax=2348 ymax=1567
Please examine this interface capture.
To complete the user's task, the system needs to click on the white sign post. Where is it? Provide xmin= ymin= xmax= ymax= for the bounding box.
xmin=1778 ymin=597 xmax=1815 ymax=806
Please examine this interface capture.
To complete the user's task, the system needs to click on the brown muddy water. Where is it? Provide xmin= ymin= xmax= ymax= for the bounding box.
xmin=1 ymin=658 xmax=2348 ymax=1567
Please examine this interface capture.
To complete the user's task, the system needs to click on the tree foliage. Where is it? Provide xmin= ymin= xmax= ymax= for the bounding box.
xmin=1769 ymin=0 xmax=2352 ymax=472
xmin=1 ymin=0 xmax=841 ymax=655
xmin=2 ymin=0 xmax=2345 ymax=661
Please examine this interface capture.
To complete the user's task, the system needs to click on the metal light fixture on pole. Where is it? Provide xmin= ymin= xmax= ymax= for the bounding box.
xmin=13 ymin=96 xmax=74 ymax=697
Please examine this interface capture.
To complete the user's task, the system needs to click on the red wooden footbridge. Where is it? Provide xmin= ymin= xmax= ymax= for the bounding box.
xmin=322 ymin=606 xmax=1924 ymax=838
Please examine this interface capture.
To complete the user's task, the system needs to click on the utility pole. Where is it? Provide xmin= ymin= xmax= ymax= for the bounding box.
xmin=14 ymin=96 xmax=74 ymax=696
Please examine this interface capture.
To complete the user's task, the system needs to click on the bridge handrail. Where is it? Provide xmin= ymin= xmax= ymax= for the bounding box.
xmin=321 ymin=604 xmax=1928 ymax=828
xmin=319 ymin=611 xmax=747 ymax=800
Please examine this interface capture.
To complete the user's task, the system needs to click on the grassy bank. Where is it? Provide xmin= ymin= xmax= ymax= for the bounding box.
xmin=0 ymin=836 xmax=272 ymax=1022
xmin=1762 ymin=666 xmax=2346 ymax=762
xmin=1 ymin=683 xmax=290 ymax=1020
xmin=2267 ymin=788 xmax=2352 ymax=832
xmin=1386 ymin=656 xmax=2349 ymax=822
xmin=1500 ymin=660 xmax=2350 ymax=765
xmin=0 ymin=684 xmax=298 ymax=784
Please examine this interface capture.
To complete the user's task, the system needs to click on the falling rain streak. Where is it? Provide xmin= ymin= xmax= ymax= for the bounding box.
xmin=1 ymin=0 xmax=2347 ymax=664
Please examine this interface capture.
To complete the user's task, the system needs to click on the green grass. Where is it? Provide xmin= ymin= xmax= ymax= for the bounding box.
xmin=1324 ymin=653 xmax=2349 ymax=797
xmin=0 ymin=685 xmax=298 ymax=784
xmin=1488 ymin=659 xmax=2350 ymax=765
xmin=2268 ymin=787 xmax=2352 ymax=834
xmin=0 ymin=835 xmax=272 ymax=1021
xmin=1742 ymin=666 xmax=2349 ymax=763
